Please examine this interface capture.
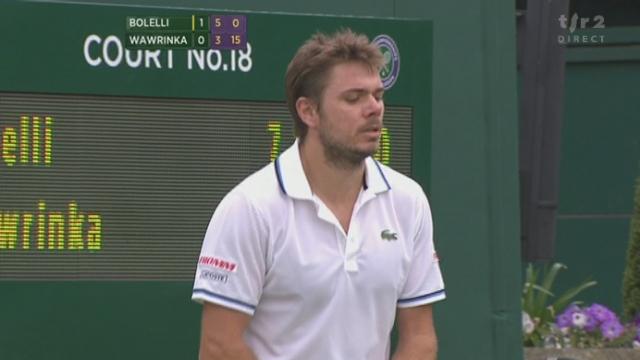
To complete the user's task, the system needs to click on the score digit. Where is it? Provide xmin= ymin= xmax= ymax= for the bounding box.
xmin=194 ymin=32 xmax=209 ymax=49
xmin=194 ymin=15 xmax=209 ymax=30
xmin=373 ymin=127 xmax=391 ymax=165
xmin=267 ymin=121 xmax=282 ymax=162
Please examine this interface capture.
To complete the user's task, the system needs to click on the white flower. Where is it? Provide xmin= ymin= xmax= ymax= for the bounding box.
xmin=571 ymin=311 xmax=588 ymax=329
xmin=633 ymin=340 xmax=640 ymax=349
xmin=543 ymin=335 xmax=561 ymax=349
xmin=522 ymin=311 xmax=535 ymax=334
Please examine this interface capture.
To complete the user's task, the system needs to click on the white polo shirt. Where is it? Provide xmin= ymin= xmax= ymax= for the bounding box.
xmin=192 ymin=140 xmax=445 ymax=359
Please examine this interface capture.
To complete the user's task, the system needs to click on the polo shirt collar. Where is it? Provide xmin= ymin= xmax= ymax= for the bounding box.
xmin=274 ymin=139 xmax=391 ymax=200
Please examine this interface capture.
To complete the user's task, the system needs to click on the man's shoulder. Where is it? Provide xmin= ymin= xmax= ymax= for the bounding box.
xmin=376 ymin=162 xmax=427 ymax=201
xmin=227 ymin=161 xmax=284 ymax=207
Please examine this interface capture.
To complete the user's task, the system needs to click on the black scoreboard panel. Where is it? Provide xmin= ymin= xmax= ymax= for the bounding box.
xmin=0 ymin=92 xmax=413 ymax=280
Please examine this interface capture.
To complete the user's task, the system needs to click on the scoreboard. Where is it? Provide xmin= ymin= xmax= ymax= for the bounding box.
xmin=0 ymin=93 xmax=411 ymax=280
xmin=125 ymin=15 xmax=248 ymax=49
xmin=0 ymin=1 xmax=433 ymax=359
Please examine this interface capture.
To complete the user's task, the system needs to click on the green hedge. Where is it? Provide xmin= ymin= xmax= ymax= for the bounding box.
xmin=622 ymin=177 xmax=640 ymax=320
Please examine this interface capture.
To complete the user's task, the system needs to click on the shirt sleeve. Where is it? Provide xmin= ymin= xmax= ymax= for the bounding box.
xmin=192 ymin=189 xmax=267 ymax=315
xmin=397 ymin=190 xmax=446 ymax=308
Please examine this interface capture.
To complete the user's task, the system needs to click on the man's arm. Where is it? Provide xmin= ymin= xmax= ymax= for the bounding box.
xmin=199 ymin=302 xmax=257 ymax=360
xmin=392 ymin=304 xmax=438 ymax=360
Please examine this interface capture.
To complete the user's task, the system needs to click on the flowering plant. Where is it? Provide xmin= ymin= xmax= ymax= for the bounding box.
xmin=539 ymin=303 xmax=639 ymax=348
xmin=521 ymin=262 xmax=640 ymax=348
xmin=521 ymin=262 xmax=596 ymax=347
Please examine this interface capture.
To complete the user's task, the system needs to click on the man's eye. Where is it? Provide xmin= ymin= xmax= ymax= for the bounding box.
xmin=345 ymin=95 xmax=359 ymax=102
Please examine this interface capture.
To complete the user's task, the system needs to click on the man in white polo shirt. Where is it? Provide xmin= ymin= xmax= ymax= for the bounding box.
xmin=193 ymin=29 xmax=445 ymax=359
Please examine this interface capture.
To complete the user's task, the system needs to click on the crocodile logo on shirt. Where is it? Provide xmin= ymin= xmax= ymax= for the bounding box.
xmin=380 ymin=229 xmax=398 ymax=241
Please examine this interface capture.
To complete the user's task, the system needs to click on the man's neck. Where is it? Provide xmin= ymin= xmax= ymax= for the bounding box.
xmin=298 ymin=138 xmax=365 ymax=207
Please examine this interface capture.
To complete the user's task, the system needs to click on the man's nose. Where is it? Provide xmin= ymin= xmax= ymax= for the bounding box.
xmin=363 ymin=95 xmax=383 ymax=117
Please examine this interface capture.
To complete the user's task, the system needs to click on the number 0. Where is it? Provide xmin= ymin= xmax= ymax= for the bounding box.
xmin=232 ymin=18 xmax=240 ymax=28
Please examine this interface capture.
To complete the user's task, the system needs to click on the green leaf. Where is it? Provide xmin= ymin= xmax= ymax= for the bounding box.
xmin=523 ymin=264 xmax=537 ymax=312
xmin=534 ymin=263 xmax=567 ymax=313
xmin=552 ymin=279 xmax=598 ymax=314
xmin=530 ymin=284 xmax=554 ymax=297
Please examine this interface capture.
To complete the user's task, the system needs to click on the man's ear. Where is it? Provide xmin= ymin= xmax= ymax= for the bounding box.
xmin=295 ymin=97 xmax=319 ymax=129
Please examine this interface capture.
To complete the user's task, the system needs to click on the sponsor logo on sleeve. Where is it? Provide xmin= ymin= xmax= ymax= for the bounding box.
xmin=198 ymin=256 xmax=238 ymax=272
xmin=199 ymin=270 xmax=229 ymax=283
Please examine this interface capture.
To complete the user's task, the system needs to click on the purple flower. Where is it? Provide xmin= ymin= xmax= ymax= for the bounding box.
xmin=556 ymin=312 xmax=573 ymax=329
xmin=584 ymin=314 xmax=599 ymax=332
xmin=556 ymin=304 xmax=581 ymax=329
xmin=636 ymin=326 xmax=640 ymax=342
xmin=564 ymin=304 xmax=581 ymax=315
xmin=586 ymin=303 xmax=616 ymax=323
xmin=600 ymin=319 xmax=624 ymax=340
xmin=556 ymin=313 xmax=572 ymax=329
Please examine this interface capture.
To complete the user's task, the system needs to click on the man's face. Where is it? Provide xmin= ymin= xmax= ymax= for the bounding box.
xmin=314 ymin=61 xmax=385 ymax=168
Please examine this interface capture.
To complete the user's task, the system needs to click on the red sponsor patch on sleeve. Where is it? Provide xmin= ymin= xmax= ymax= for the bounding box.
xmin=198 ymin=256 xmax=238 ymax=272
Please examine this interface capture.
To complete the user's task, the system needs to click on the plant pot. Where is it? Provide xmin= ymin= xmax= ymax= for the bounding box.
xmin=524 ymin=347 xmax=639 ymax=360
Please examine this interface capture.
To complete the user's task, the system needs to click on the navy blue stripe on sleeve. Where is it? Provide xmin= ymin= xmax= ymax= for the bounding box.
xmin=193 ymin=288 xmax=257 ymax=312
xmin=398 ymin=289 xmax=445 ymax=304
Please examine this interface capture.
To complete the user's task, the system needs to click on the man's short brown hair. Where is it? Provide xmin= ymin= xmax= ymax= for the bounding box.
xmin=285 ymin=28 xmax=384 ymax=140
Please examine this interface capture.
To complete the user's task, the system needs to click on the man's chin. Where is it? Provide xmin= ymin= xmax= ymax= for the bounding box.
xmin=358 ymin=143 xmax=380 ymax=158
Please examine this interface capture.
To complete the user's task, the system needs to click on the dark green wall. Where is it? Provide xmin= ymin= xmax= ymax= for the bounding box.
xmin=1 ymin=1 xmax=523 ymax=359
xmin=555 ymin=28 xmax=640 ymax=314
xmin=393 ymin=2 xmax=522 ymax=360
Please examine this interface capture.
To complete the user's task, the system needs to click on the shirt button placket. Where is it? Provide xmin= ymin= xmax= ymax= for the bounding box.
xmin=344 ymin=228 xmax=359 ymax=272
